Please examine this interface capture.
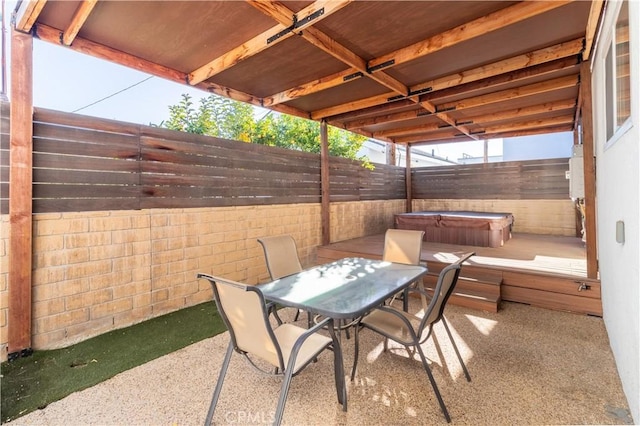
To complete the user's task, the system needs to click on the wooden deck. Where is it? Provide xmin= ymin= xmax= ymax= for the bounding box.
xmin=317 ymin=233 xmax=602 ymax=316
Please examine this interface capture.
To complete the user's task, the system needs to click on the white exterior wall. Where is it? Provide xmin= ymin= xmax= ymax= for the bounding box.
xmin=592 ymin=1 xmax=639 ymax=422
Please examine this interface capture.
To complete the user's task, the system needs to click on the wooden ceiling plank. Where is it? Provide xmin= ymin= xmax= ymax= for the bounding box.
xmin=483 ymin=125 xmax=574 ymax=140
xmin=421 ymin=56 xmax=580 ymax=103
xmin=301 ymin=27 xmax=408 ymax=95
xmin=62 ymin=0 xmax=98 ymax=46
xmin=412 ymin=38 xmax=584 ymax=95
xmin=188 ymin=0 xmax=352 ymax=85
xmin=479 ymin=114 xmax=576 ymax=134
xmin=345 ymin=109 xmax=423 ymax=130
xmin=312 ymin=38 xmax=582 ymax=122
xmin=377 ymin=98 xmax=577 ymax=138
xmin=368 ymin=0 xmax=573 ymax=72
xmin=374 ymin=122 xmax=444 ymax=138
xmin=14 ymin=0 xmax=47 ymax=32
xmin=459 ymin=98 xmax=577 ymax=126
xmin=262 ymin=67 xmax=362 ymax=107
xmin=436 ymin=74 xmax=580 ymax=112
xmin=188 ymin=22 xmax=292 ymax=85
xmin=312 ymin=93 xmax=407 ymax=120
xmin=394 ymin=129 xmax=467 ymax=144
xmin=251 ymin=1 xmax=410 ymax=96
xmin=583 ymin=0 xmax=605 ymax=61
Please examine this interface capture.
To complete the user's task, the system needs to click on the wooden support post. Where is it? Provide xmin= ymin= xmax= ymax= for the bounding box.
xmin=8 ymin=29 xmax=34 ymax=358
xmin=579 ymin=62 xmax=598 ymax=279
xmin=320 ymin=120 xmax=330 ymax=245
xmin=386 ymin=142 xmax=396 ymax=166
xmin=405 ymin=144 xmax=412 ymax=212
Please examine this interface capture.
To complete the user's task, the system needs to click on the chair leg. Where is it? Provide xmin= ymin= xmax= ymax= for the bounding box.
xmin=205 ymin=343 xmax=234 ymax=425
xmin=350 ymin=323 xmax=361 ymax=381
xmin=274 ymin=365 xmax=295 ymax=425
xmin=416 ymin=344 xmax=451 ymax=423
xmin=442 ymin=316 xmax=471 ymax=382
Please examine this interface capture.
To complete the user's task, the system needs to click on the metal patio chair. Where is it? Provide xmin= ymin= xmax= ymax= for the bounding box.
xmin=350 ymin=252 xmax=475 ymax=423
xmin=383 ymin=228 xmax=426 ymax=311
xmin=197 ymin=273 xmax=347 ymax=426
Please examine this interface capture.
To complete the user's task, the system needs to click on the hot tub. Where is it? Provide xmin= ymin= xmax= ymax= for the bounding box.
xmin=394 ymin=211 xmax=514 ymax=247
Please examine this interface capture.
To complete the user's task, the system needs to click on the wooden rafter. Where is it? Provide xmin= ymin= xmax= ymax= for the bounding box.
xmin=435 ymin=74 xmax=579 ymax=113
xmin=62 ymin=0 xmax=99 ymax=46
xmin=188 ymin=0 xmax=351 ymax=85
xmin=367 ymin=0 xmax=573 ymax=72
xmin=251 ymin=1 xmax=479 ymax=139
xmin=374 ymin=99 xmax=577 ymax=138
xmin=14 ymin=0 xmax=47 ymax=32
xmin=311 ymin=38 xmax=584 ymax=120
xmin=420 ymin=57 xmax=581 ymax=103
xmin=457 ymin=99 xmax=576 ymax=126
xmin=478 ymin=115 xmax=575 ymax=134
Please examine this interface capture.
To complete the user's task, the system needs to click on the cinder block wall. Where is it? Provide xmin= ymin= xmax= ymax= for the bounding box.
xmin=413 ymin=199 xmax=578 ymax=236
xmin=0 ymin=200 xmax=402 ymax=361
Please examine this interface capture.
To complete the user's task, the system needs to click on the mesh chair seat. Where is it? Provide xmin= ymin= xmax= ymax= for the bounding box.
xmin=197 ymin=274 xmax=347 ymax=426
xmin=351 ymin=252 xmax=475 ymax=423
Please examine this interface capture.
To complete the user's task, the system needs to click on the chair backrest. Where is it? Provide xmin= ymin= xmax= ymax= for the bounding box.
xmin=198 ymin=274 xmax=284 ymax=369
xmin=420 ymin=252 xmax=475 ymax=329
xmin=258 ymin=235 xmax=303 ymax=280
xmin=383 ymin=229 xmax=425 ymax=265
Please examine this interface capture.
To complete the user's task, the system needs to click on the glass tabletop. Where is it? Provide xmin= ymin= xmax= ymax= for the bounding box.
xmin=257 ymin=257 xmax=428 ymax=319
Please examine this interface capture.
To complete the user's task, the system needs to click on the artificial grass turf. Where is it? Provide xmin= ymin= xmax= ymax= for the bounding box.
xmin=1 ymin=301 xmax=226 ymax=423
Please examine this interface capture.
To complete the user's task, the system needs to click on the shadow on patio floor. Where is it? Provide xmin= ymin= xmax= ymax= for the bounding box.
xmin=8 ymin=300 xmax=633 ymax=425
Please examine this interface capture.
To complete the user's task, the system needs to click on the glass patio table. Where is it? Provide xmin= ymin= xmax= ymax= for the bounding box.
xmin=257 ymin=257 xmax=429 ymax=321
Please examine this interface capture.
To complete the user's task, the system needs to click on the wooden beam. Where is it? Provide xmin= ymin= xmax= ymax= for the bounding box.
xmin=8 ymin=29 xmax=34 ymax=357
xmin=479 ymin=115 xmax=575 ymax=134
xmin=62 ymin=0 xmax=98 ymax=46
xmin=14 ymin=0 xmax=47 ymax=33
xmin=405 ymin=145 xmax=412 ymax=212
xmin=421 ymin=56 xmax=581 ymax=103
xmin=188 ymin=0 xmax=352 ymax=85
xmin=485 ymin=125 xmax=574 ymax=140
xmin=320 ymin=120 xmax=330 ymax=245
xmin=374 ymin=122 xmax=444 ymax=138
xmin=368 ymin=0 xmax=573 ymax=72
xmin=435 ymin=74 xmax=579 ymax=112
xmin=312 ymin=38 xmax=583 ymax=121
xmin=579 ymin=62 xmax=598 ymax=279
xmin=262 ymin=67 xmax=362 ymax=107
xmin=394 ymin=129 xmax=465 ymax=144
xmin=345 ymin=107 xmax=424 ymax=131
xmin=457 ymin=99 xmax=577 ymax=126
xmin=583 ymin=0 xmax=605 ymax=61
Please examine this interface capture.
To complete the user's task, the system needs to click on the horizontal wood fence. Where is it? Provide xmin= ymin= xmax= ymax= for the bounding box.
xmin=411 ymin=159 xmax=570 ymax=200
xmin=0 ymin=102 xmax=405 ymax=213
xmin=1 ymin=102 xmax=570 ymax=214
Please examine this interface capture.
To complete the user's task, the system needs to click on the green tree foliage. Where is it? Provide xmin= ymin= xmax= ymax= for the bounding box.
xmin=159 ymin=93 xmax=372 ymax=167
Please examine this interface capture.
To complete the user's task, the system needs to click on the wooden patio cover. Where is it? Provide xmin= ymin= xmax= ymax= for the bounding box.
xmin=14 ymin=0 xmax=602 ymax=144
xmin=7 ymin=1 xmax=602 ymax=356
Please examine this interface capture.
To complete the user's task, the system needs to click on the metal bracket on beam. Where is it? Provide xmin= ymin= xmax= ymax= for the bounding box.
xmin=387 ymin=94 xmax=406 ymax=102
xmin=456 ymin=120 xmax=473 ymax=125
xmin=368 ymin=59 xmax=395 ymax=73
xmin=416 ymin=110 xmax=433 ymax=117
xmin=343 ymin=71 xmax=364 ymax=82
xmin=436 ymin=106 xmax=456 ymax=113
xmin=267 ymin=8 xmax=325 ymax=44
xmin=408 ymin=87 xmax=432 ymax=97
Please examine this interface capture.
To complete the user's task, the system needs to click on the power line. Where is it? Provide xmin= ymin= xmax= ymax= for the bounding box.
xmin=71 ymin=75 xmax=154 ymax=113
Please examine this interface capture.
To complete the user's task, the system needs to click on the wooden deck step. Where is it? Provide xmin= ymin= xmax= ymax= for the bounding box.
xmin=421 ymin=272 xmax=501 ymax=312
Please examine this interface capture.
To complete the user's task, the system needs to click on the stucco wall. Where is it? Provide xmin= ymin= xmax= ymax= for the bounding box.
xmin=0 ymin=199 xmax=402 ymax=361
xmin=592 ymin=1 xmax=639 ymax=421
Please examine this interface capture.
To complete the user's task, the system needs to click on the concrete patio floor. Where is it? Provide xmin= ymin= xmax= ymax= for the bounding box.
xmin=8 ymin=300 xmax=632 ymax=425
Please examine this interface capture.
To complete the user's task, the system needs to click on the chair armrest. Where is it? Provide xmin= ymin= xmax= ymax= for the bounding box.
xmin=374 ymin=305 xmax=418 ymax=330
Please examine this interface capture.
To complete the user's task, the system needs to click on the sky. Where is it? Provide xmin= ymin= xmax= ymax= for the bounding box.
xmin=1 ymin=0 xmax=495 ymax=160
